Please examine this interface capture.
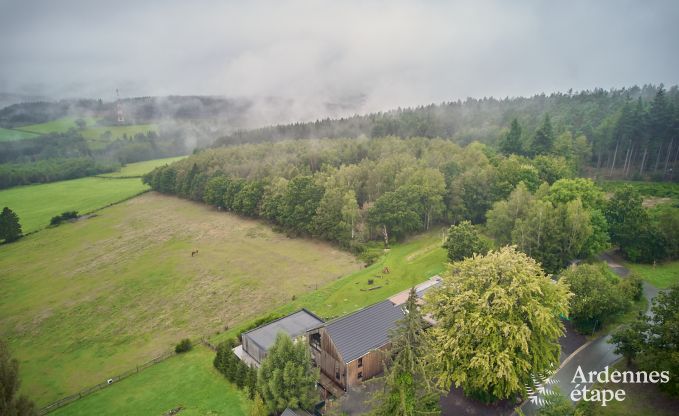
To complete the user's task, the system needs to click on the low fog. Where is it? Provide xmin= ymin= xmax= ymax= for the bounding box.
xmin=1 ymin=0 xmax=678 ymax=124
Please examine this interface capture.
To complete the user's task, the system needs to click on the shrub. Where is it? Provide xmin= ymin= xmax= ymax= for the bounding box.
xmin=175 ymin=338 xmax=192 ymax=353
xmin=50 ymin=211 xmax=79 ymax=226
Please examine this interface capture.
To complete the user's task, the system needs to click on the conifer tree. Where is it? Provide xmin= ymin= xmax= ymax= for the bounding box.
xmin=531 ymin=114 xmax=555 ymax=156
xmin=257 ymin=333 xmax=318 ymax=413
xmin=0 ymin=207 xmax=22 ymax=243
xmin=371 ymin=288 xmax=440 ymax=415
xmin=500 ymin=118 xmax=524 ymax=155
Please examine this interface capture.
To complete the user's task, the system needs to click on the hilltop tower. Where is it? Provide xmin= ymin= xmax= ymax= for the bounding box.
xmin=115 ymin=88 xmax=125 ymax=124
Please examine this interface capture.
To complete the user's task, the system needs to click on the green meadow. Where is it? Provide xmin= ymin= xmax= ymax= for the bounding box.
xmin=0 ymin=127 xmax=39 ymax=141
xmin=46 ymin=221 xmax=446 ymax=415
xmin=99 ymin=156 xmax=186 ymax=178
xmin=0 ymin=192 xmax=361 ymax=405
xmin=51 ymin=345 xmax=250 ymax=416
xmin=627 ymin=260 xmax=679 ymax=289
xmin=0 ymin=177 xmax=149 ymax=233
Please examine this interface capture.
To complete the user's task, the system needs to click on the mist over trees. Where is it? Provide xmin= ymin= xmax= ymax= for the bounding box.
xmin=213 ymin=84 xmax=679 ymax=181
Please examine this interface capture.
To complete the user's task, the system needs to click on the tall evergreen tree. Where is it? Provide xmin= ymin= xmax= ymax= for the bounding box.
xmin=257 ymin=333 xmax=318 ymax=414
xmin=531 ymin=114 xmax=555 ymax=156
xmin=0 ymin=207 xmax=22 ymax=243
xmin=371 ymin=288 xmax=440 ymax=415
xmin=499 ymin=118 xmax=524 ymax=155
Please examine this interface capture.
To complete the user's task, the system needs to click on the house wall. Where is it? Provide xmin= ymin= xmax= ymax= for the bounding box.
xmin=345 ymin=344 xmax=390 ymax=387
xmin=242 ymin=334 xmax=264 ymax=363
xmin=309 ymin=328 xmax=347 ymax=389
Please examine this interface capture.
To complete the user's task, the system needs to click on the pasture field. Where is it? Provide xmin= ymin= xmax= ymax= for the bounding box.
xmin=627 ymin=260 xmax=679 ymax=289
xmin=51 ymin=226 xmax=447 ymax=415
xmin=20 ymin=117 xmax=97 ymax=135
xmin=0 ymin=127 xmax=39 ymax=141
xmin=0 ymin=192 xmax=361 ymax=405
xmin=213 ymin=229 xmax=448 ymax=345
xmin=99 ymin=156 xmax=187 ymax=178
xmin=0 ymin=177 xmax=148 ymax=233
xmin=51 ymin=345 xmax=250 ymax=416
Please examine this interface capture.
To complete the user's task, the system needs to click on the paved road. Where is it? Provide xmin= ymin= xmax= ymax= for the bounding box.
xmin=519 ymin=254 xmax=660 ymax=415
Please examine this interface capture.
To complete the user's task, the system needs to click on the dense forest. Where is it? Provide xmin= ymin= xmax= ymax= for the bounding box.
xmin=144 ymin=136 xmax=679 ymax=272
xmin=216 ymin=85 xmax=679 ymax=181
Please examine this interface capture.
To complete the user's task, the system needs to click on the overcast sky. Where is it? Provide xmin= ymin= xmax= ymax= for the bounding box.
xmin=1 ymin=0 xmax=678 ymax=118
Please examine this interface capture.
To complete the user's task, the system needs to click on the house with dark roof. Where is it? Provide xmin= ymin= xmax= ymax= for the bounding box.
xmin=239 ymin=309 xmax=324 ymax=365
xmin=281 ymin=407 xmax=313 ymax=416
xmin=307 ymin=300 xmax=405 ymax=391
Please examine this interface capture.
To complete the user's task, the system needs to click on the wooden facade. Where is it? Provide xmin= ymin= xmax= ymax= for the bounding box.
xmin=308 ymin=326 xmax=389 ymax=390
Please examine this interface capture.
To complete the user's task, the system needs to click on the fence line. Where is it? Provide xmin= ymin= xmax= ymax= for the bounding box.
xmin=38 ymin=350 xmax=175 ymax=415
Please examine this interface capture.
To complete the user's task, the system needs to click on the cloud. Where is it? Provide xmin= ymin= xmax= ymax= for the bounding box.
xmin=0 ymin=0 xmax=678 ymax=124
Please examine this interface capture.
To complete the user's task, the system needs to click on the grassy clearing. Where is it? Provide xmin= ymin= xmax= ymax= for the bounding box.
xmin=0 ymin=127 xmax=39 ymax=141
xmin=0 ymin=192 xmax=361 ymax=405
xmin=51 ymin=345 xmax=250 ymax=416
xmin=81 ymin=123 xmax=158 ymax=141
xmin=626 ymin=261 xmax=679 ymax=289
xmin=601 ymin=180 xmax=679 ymax=202
xmin=99 ymin=156 xmax=187 ymax=178
xmin=0 ymin=177 xmax=149 ymax=233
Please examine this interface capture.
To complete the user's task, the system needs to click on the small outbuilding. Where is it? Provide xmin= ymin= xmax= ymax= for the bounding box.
xmin=240 ymin=308 xmax=324 ymax=365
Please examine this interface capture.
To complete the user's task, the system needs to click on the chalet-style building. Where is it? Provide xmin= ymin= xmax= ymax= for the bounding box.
xmin=238 ymin=308 xmax=324 ymax=366
xmin=307 ymin=300 xmax=405 ymax=392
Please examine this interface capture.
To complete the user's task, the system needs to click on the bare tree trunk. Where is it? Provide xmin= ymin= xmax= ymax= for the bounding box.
xmin=664 ymin=138 xmax=674 ymax=174
xmin=670 ymin=139 xmax=679 ymax=181
xmin=382 ymin=224 xmax=389 ymax=248
xmin=654 ymin=143 xmax=663 ymax=172
xmin=609 ymin=140 xmax=620 ymax=177
xmin=639 ymin=146 xmax=648 ymax=176
xmin=626 ymin=146 xmax=635 ymax=177
xmin=622 ymin=144 xmax=631 ymax=177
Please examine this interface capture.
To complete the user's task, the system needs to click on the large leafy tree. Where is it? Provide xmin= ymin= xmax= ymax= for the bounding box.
xmin=443 ymin=221 xmax=490 ymax=262
xmin=371 ymin=288 xmax=440 ymax=415
xmin=0 ymin=207 xmax=22 ymax=243
xmin=560 ymin=263 xmax=629 ymax=332
xmin=369 ymin=185 xmax=424 ymax=245
xmin=0 ymin=340 xmax=37 ymax=416
xmin=605 ymin=186 xmax=666 ymax=262
xmin=257 ymin=333 xmax=318 ymax=414
xmin=424 ymin=246 xmax=571 ymax=402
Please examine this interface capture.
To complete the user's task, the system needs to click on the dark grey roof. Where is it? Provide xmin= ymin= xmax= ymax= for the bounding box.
xmin=325 ymin=300 xmax=405 ymax=363
xmin=281 ymin=408 xmax=313 ymax=416
xmin=242 ymin=309 xmax=323 ymax=352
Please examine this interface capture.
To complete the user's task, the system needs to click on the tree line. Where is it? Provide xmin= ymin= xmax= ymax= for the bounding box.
xmin=143 ymin=137 xmax=582 ymax=251
xmin=145 ymin=136 xmax=679 ymax=267
xmin=0 ymin=129 xmax=189 ymax=189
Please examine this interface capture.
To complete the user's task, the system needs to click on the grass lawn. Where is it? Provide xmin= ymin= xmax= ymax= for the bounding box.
xmin=213 ymin=229 xmax=448 ymax=344
xmin=0 ymin=192 xmax=361 ymax=405
xmin=0 ymin=177 xmax=149 ymax=233
xmin=576 ymin=361 xmax=679 ymax=415
xmin=99 ymin=156 xmax=187 ymax=178
xmin=0 ymin=127 xmax=39 ymax=141
xmin=51 ymin=345 xmax=250 ymax=416
xmin=626 ymin=260 xmax=679 ymax=289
